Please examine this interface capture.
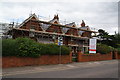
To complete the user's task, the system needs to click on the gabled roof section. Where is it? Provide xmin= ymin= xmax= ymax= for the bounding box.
xmin=65 ymin=22 xmax=76 ymax=27
xmin=41 ymin=23 xmax=51 ymax=31
xmin=49 ymin=14 xmax=59 ymax=24
xmin=78 ymin=26 xmax=91 ymax=36
xmin=19 ymin=13 xmax=39 ymax=28
xmin=62 ymin=27 xmax=69 ymax=33
xmin=79 ymin=26 xmax=91 ymax=31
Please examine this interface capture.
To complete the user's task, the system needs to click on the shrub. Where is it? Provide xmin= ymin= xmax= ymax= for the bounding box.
xmin=116 ymin=48 xmax=120 ymax=54
xmin=2 ymin=37 xmax=70 ymax=57
xmin=41 ymin=44 xmax=70 ymax=55
xmin=2 ymin=39 xmax=18 ymax=56
xmin=0 ymin=39 xmax=2 ymax=57
xmin=46 ymin=44 xmax=59 ymax=55
xmin=15 ymin=37 xmax=41 ymax=57
xmin=84 ymin=51 xmax=89 ymax=54
xmin=97 ymin=44 xmax=113 ymax=54
xmin=38 ymin=43 xmax=48 ymax=55
xmin=61 ymin=45 xmax=70 ymax=55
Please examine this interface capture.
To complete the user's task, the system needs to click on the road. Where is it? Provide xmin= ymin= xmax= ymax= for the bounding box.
xmin=2 ymin=60 xmax=119 ymax=78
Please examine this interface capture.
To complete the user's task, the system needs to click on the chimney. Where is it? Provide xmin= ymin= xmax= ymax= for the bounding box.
xmin=81 ymin=20 xmax=85 ymax=27
xmin=53 ymin=14 xmax=59 ymax=20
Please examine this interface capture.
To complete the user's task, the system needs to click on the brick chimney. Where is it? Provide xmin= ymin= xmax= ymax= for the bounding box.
xmin=53 ymin=14 xmax=59 ymax=20
xmin=81 ymin=20 xmax=85 ymax=27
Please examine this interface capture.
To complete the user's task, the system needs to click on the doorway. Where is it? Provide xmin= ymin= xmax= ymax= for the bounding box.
xmin=71 ymin=46 xmax=78 ymax=62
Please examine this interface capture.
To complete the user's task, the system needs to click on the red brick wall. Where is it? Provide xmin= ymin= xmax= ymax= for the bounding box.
xmin=118 ymin=54 xmax=120 ymax=59
xmin=77 ymin=52 xmax=113 ymax=62
xmin=114 ymin=52 xmax=120 ymax=59
xmin=2 ymin=54 xmax=72 ymax=68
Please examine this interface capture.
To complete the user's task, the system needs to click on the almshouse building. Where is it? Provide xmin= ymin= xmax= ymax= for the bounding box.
xmin=7 ymin=13 xmax=97 ymax=54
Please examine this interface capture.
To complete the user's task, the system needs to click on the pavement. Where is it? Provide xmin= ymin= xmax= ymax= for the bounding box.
xmin=2 ymin=60 xmax=119 ymax=78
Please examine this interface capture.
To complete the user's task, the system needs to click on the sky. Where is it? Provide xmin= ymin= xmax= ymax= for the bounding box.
xmin=0 ymin=0 xmax=119 ymax=35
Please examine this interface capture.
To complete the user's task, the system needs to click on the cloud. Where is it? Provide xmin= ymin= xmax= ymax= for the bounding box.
xmin=0 ymin=0 xmax=119 ymax=2
xmin=0 ymin=1 xmax=118 ymax=34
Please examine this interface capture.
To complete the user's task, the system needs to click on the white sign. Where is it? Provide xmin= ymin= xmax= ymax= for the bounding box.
xmin=58 ymin=37 xmax=63 ymax=46
xmin=89 ymin=39 xmax=97 ymax=53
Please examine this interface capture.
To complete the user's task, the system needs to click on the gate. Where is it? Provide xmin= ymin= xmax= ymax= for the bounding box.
xmin=71 ymin=46 xmax=78 ymax=62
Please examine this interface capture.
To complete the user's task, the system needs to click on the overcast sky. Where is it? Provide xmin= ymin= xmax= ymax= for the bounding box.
xmin=0 ymin=0 xmax=119 ymax=34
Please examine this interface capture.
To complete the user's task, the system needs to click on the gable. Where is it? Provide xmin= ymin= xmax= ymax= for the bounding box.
xmin=66 ymin=28 xmax=79 ymax=36
xmin=31 ymin=16 xmax=37 ymax=20
xmin=46 ymin=25 xmax=62 ymax=34
xmin=82 ymin=32 xmax=92 ymax=37
xmin=20 ymin=14 xmax=43 ymax=31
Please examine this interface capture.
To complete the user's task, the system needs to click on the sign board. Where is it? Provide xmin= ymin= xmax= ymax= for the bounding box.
xmin=58 ymin=37 xmax=63 ymax=46
xmin=89 ymin=39 xmax=97 ymax=53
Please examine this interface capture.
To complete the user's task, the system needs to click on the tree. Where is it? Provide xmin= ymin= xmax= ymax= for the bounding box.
xmin=112 ymin=33 xmax=120 ymax=48
xmin=97 ymin=29 xmax=110 ymax=45
xmin=98 ymin=29 xmax=109 ymax=40
xmin=97 ymin=29 xmax=120 ymax=48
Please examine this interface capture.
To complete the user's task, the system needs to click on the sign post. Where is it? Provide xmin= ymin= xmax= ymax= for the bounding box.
xmin=89 ymin=39 xmax=97 ymax=54
xmin=58 ymin=36 xmax=63 ymax=64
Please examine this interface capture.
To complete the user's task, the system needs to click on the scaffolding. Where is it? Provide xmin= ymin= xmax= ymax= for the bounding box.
xmin=7 ymin=14 xmax=98 ymax=55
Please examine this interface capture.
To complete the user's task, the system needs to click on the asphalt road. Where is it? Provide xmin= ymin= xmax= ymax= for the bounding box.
xmin=2 ymin=60 xmax=119 ymax=78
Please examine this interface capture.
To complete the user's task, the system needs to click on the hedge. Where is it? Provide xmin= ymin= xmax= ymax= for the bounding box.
xmin=116 ymin=48 xmax=120 ymax=54
xmin=2 ymin=39 xmax=18 ymax=56
xmin=2 ymin=37 xmax=70 ymax=57
xmin=97 ymin=44 xmax=114 ymax=54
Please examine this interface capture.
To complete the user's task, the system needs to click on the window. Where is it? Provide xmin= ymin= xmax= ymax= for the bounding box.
xmin=30 ymin=26 xmax=35 ymax=31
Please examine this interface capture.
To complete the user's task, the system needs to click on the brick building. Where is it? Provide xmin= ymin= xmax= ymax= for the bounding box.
xmin=7 ymin=13 xmax=97 ymax=55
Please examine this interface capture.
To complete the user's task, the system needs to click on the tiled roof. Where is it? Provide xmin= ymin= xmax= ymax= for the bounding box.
xmin=65 ymin=22 xmax=76 ymax=27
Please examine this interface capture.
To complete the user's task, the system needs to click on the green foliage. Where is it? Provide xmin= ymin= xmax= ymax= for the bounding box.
xmin=61 ymin=45 xmax=70 ymax=55
xmin=98 ymin=29 xmax=109 ymax=39
xmin=40 ymin=44 xmax=70 ymax=55
xmin=16 ymin=37 xmax=41 ymax=57
xmin=97 ymin=29 xmax=120 ymax=48
xmin=2 ymin=39 xmax=18 ymax=56
xmin=46 ymin=44 xmax=59 ymax=55
xmin=113 ymin=33 xmax=120 ymax=48
xmin=72 ymin=58 xmax=77 ymax=62
xmin=83 ymin=51 xmax=89 ymax=54
xmin=0 ymin=39 xmax=2 ymax=57
xmin=116 ymin=48 xmax=120 ymax=54
xmin=97 ymin=44 xmax=113 ymax=54
xmin=2 ymin=37 xmax=70 ymax=57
